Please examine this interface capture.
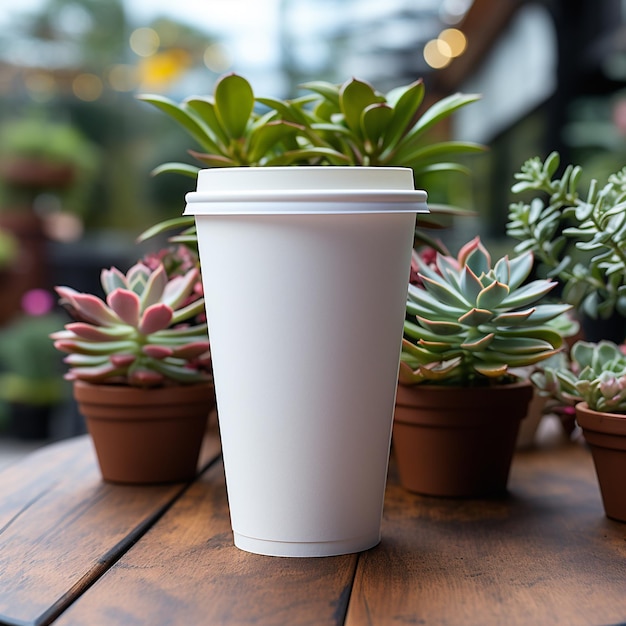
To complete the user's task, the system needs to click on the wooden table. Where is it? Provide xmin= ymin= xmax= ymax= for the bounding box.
xmin=1 ymin=420 xmax=625 ymax=626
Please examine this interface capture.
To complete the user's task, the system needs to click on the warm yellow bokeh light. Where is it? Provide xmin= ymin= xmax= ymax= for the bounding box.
xmin=73 ymin=73 xmax=103 ymax=101
xmin=203 ymin=43 xmax=232 ymax=73
xmin=24 ymin=72 xmax=57 ymax=102
xmin=107 ymin=64 xmax=139 ymax=92
xmin=436 ymin=38 xmax=452 ymax=57
xmin=439 ymin=28 xmax=467 ymax=57
xmin=138 ymin=49 xmax=192 ymax=90
xmin=424 ymin=39 xmax=452 ymax=69
xmin=130 ymin=27 xmax=160 ymax=57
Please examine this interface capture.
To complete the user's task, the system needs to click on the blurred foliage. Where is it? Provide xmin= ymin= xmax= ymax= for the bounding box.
xmin=0 ymin=309 xmax=69 ymax=406
xmin=0 ymin=0 xmax=220 ymax=234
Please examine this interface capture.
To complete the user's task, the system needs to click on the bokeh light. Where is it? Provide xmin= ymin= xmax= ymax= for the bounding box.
xmin=72 ymin=73 xmax=103 ymax=101
xmin=23 ymin=72 xmax=57 ymax=102
xmin=439 ymin=28 xmax=467 ymax=58
xmin=21 ymin=289 xmax=54 ymax=317
xmin=424 ymin=39 xmax=452 ymax=69
xmin=203 ymin=43 xmax=232 ymax=73
xmin=107 ymin=64 xmax=139 ymax=92
xmin=130 ymin=27 xmax=160 ymax=57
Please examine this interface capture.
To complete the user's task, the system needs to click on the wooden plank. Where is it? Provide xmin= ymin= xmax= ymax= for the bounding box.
xmin=55 ymin=458 xmax=358 ymax=626
xmin=346 ymin=442 xmax=626 ymax=626
xmin=0 ymin=428 xmax=221 ymax=626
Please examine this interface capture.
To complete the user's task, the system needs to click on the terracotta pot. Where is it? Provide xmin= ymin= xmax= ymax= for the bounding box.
xmin=576 ymin=402 xmax=626 ymax=522
xmin=0 ymin=159 xmax=75 ymax=189
xmin=393 ymin=381 xmax=533 ymax=497
xmin=0 ymin=212 xmax=48 ymax=325
xmin=73 ymin=380 xmax=215 ymax=484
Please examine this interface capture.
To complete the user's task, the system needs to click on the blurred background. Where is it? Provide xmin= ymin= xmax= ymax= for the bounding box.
xmin=0 ymin=0 xmax=624 ymax=452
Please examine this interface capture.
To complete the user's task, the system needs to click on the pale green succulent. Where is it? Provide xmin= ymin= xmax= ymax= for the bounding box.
xmin=506 ymin=151 xmax=626 ymax=320
xmin=531 ymin=340 xmax=626 ymax=414
xmin=400 ymin=236 xmax=571 ymax=387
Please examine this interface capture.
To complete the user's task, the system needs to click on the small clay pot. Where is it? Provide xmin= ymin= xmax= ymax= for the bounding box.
xmin=74 ymin=380 xmax=215 ymax=484
xmin=393 ymin=381 xmax=533 ymax=498
xmin=576 ymin=402 xmax=626 ymax=523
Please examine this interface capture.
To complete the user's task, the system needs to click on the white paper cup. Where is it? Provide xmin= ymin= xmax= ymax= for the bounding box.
xmin=185 ymin=167 xmax=427 ymax=557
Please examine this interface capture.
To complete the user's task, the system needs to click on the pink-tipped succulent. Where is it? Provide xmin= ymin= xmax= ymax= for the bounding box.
xmin=532 ymin=340 xmax=626 ymax=414
xmin=51 ymin=261 xmax=211 ymax=387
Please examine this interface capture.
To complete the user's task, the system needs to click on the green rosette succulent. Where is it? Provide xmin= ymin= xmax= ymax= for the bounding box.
xmin=400 ymin=236 xmax=571 ymax=387
xmin=51 ymin=261 xmax=211 ymax=388
xmin=532 ymin=340 xmax=626 ymax=414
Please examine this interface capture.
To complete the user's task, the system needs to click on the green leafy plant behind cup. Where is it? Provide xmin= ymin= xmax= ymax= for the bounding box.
xmin=138 ymin=72 xmax=483 ymax=172
xmin=137 ymin=72 xmax=484 ymax=246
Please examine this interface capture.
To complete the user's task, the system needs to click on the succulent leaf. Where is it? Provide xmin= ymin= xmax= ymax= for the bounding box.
xmin=101 ymin=266 xmax=127 ymax=294
xmin=54 ymin=339 xmax=138 ymax=355
xmin=401 ymin=236 xmax=569 ymax=386
xmin=161 ymin=268 xmax=199 ymax=310
xmin=361 ymin=103 xmax=393 ymax=147
xmin=474 ymin=363 xmax=509 ymax=378
xmin=137 ymin=94 xmax=219 ymax=153
xmin=531 ymin=340 xmax=626 ymax=414
xmin=53 ymin=260 xmax=211 ymax=388
xmin=214 ymin=73 xmax=254 ymax=139
xmin=460 ymin=333 xmax=494 ymax=350
xmin=421 ymin=274 xmax=471 ymax=308
xmin=66 ymin=293 xmax=122 ymax=327
xmin=107 ymin=289 xmax=140 ymax=327
xmin=458 ymin=308 xmax=495 ymax=326
xmin=64 ymin=362 xmax=126 ymax=382
xmin=184 ymin=97 xmax=230 ymax=146
xmin=383 ymin=79 xmax=425 ymax=149
xmin=499 ymin=280 xmax=557 ymax=308
xmin=139 ymin=303 xmax=173 ymax=335
xmin=136 ymin=264 xmax=167 ymax=311
xmin=399 ymin=92 xmax=482 ymax=146
xmin=507 ymin=152 xmax=626 ymax=319
xmin=170 ymin=341 xmax=210 ymax=359
xmin=142 ymin=345 xmax=173 ymax=359
xmin=339 ymin=78 xmax=384 ymax=136
xmin=476 ymin=281 xmax=509 ymax=310
xmin=414 ymin=317 xmax=463 ymax=336
xmin=150 ymin=162 xmax=200 ymax=178
xmin=62 ymin=323 xmax=133 ymax=341
xmin=458 ymin=265 xmax=484 ymax=303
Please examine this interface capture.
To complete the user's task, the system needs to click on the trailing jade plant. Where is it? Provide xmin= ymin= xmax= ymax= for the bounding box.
xmin=506 ymin=151 xmax=626 ymax=320
xmin=531 ymin=340 xmax=626 ymax=414
xmin=137 ymin=72 xmax=484 ymax=246
xmin=51 ymin=259 xmax=210 ymax=387
xmin=399 ymin=236 xmax=571 ymax=387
